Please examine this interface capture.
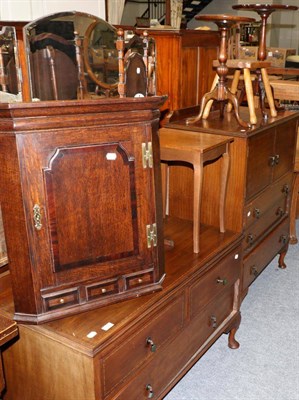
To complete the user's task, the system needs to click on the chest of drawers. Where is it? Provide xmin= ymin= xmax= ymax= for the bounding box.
xmin=0 ymin=218 xmax=242 ymax=400
xmin=167 ymin=108 xmax=298 ymax=295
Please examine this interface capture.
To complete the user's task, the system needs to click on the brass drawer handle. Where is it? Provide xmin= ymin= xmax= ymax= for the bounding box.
xmin=247 ymin=233 xmax=255 ymax=245
xmin=274 ymin=154 xmax=280 ymax=165
xmin=276 ymin=207 xmax=284 ymax=217
xmin=216 ymin=277 xmax=228 ymax=286
xmin=269 ymin=156 xmax=276 ymax=167
xmin=146 ymin=384 xmax=154 ymax=398
xmin=210 ymin=315 xmax=217 ymax=329
xmin=146 ymin=337 xmax=157 ymax=352
xmin=280 ymin=235 xmax=288 ymax=245
xmin=282 ymin=184 xmax=290 ymax=196
xmin=253 ymin=208 xmax=261 ymax=219
xmin=250 ymin=265 xmax=259 ymax=277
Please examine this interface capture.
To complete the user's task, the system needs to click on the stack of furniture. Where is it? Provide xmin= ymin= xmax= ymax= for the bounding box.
xmin=0 ymin=9 xmax=298 ymax=400
xmin=0 ymin=12 xmax=243 ymax=399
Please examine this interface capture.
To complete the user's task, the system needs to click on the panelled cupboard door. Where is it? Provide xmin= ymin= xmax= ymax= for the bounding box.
xmin=21 ymin=125 xmax=155 ymax=285
xmin=246 ymin=128 xmax=274 ymax=200
xmin=0 ymin=98 xmax=165 ymax=324
xmin=246 ymin=119 xmax=298 ymax=200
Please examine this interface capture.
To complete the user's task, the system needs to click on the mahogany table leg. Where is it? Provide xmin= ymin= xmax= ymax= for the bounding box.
xmin=278 ymin=245 xmax=288 ymax=269
xmin=186 ymin=86 xmax=218 ymax=125
xmin=219 ymin=144 xmax=230 ymax=233
xmin=227 ymin=312 xmax=241 ymax=349
xmin=202 ymin=74 xmax=219 ymax=119
xmin=225 ymin=87 xmax=250 ymax=128
xmin=193 ymin=160 xmax=204 ymax=253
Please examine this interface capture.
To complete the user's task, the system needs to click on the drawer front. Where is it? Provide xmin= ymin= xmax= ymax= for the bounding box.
xmin=243 ymin=175 xmax=292 ymax=253
xmin=125 ymin=270 xmax=154 ymax=290
xmin=101 ymin=292 xmax=185 ymax=397
xmin=113 ymin=286 xmax=236 ymax=400
xmin=86 ymin=279 xmax=119 ymax=300
xmin=190 ymin=246 xmax=241 ymax=319
xmin=244 ymin=173 xmax=292 ymax=230
xmin=42 ymin=287 xmax=80 ymax=311
xmin=243 ymin=219 xmax=289 ymax=290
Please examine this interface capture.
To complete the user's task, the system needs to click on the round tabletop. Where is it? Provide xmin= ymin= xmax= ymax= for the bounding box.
xmin=195 ymin=14 xmax=256 ymax=24
xmin=232 ymin=4 xmax=298 ymax=13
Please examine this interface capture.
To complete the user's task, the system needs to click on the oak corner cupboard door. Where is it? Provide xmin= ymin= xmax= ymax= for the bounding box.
xmin=0 ymin=97 xmax=165 ymax=324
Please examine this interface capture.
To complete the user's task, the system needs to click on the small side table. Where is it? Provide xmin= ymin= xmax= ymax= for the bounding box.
xmin=187 ymin=14 xmax=255 ymax=129
xmin=160 ymin=127 xmax=233 ymax=253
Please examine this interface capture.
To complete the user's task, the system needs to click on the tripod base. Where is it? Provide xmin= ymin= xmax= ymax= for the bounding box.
xmin=187 ymin=84 xmax=251 ymax=129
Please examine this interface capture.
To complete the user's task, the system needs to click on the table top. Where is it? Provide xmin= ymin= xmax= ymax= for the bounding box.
xmin=167 ymin=107 xmax=299 ymax=138
xmin=232 ymin=4 xmax=298 ymax=13
xmin=160 ymin=127 xmax=233 ymax=153
xmin=0 ymin=315 xmax=18 ymax=347
xmin=195 ymin=14 xmax=255 ymax=23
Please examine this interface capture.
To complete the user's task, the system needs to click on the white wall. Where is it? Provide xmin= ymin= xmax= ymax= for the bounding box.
xmin=270 ymin=0 xmax=299 ymax=51
xmin=0 ymin=0 xmax=106 ymax=21
xmin=121 ymin=2 xmax=147 ymax=26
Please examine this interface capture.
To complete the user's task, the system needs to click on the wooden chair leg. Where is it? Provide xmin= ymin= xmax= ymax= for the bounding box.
xmin=243 ymin=68 xmax=257 ymax=125
xmin=261 ymin=68 xmax=277 ymax=118
xmin=290 ymin=172 xmax=299 ymax=244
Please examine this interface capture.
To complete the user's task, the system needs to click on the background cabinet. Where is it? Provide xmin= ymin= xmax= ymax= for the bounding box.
xmin=0 ymin=97 xmax=165 ymax=324
xmin=135 ymin=28 xmax=219 ymax=118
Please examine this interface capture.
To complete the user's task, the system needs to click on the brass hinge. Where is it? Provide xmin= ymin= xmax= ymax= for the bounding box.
xmin=142 ymin=142 xmax=153 ymax=169
xmin=146 ymin=223 xmax=157 ymax=248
